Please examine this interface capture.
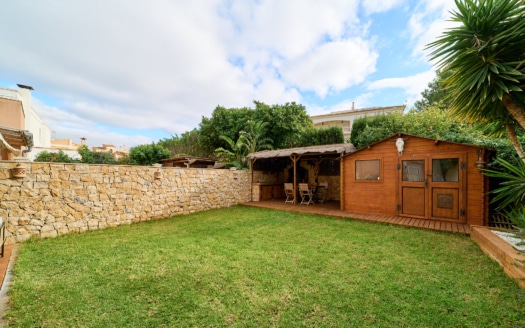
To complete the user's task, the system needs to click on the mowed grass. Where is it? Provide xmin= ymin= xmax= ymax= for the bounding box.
xmin=5 ymin=206 xmax=524 ymax=327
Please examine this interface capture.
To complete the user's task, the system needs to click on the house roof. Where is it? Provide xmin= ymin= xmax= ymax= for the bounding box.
xmin=247 ymin=143 xmax=356 ymax=160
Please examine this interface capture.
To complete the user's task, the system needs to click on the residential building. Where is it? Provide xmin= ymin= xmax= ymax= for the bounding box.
xmin=0 ymin=84 xmax=48 ymax=160
xmin=310 ymin=104 xmax=406 ymax=140
xmin=92 ymin=144 xmax=129 ymax=161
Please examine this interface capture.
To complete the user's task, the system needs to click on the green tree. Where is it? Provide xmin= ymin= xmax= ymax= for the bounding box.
xmin=158 ymin=129 xmax=209 ymax=157
xmin=414 ymin=70 xmax=452 ymax=111
xmin=128 ymin=143 xmax=171 ymax=166
xmin=33 ymin=150 xmax=75 ymax=163
xmin=198 ymin=101 xmax=313 ymax=152
xmin=427 ymin=0 xmax=525 ymax=161
xmin=199 ymin=106 xmax=252 ymax=154
xmin=77 ymin=145 xmax=94 ymax=163
xmin=251 ymin=101 xmax=313 ymax=149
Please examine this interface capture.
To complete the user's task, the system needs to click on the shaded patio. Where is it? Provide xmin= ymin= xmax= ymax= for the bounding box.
xmin=242 ymin=199 xmax=472 ymax=235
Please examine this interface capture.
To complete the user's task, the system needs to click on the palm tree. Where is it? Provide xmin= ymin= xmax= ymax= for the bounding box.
xmin=240 ymin=120 xmax=274 ymax=154
xmin=215 ymin=134 xmax=249 ymax=169
xmin=427 ymin=0 xmax=525 ymax=161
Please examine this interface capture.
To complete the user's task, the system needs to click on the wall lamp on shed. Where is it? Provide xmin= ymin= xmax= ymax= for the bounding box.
xmin=475 ymin=149 xmax=486 ymax=171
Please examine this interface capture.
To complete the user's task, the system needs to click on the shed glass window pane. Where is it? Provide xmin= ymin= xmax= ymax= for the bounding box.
xmin=355 ymin=160 xmax=380 ymax=180
xmin=402 ymin=160 xmax=425 ymax=182
xmin=432 ymin=158 xmax=459 ymax=182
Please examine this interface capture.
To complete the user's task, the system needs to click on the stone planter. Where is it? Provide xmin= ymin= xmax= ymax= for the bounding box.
xmin=471 ymin=226 xmax=525 ymax=289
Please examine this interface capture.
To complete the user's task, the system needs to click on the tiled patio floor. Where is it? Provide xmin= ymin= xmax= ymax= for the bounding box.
xmin=242 ymin=199 xmax=471 ymax=235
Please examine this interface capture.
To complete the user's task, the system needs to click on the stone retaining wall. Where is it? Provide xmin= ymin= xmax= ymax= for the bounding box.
xmin=0 ymin=162 xmax=252 ymax=244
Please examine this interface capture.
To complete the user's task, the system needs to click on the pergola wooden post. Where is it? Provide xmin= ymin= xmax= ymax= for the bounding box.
xmin=289 ymin=155 xmax=301 ymax=205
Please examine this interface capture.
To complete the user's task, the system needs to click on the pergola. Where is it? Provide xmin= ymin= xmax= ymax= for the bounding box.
xmin=159 ymin=156 xmax=220 ymax=168
xmin=247 ymin=143 xmax=356 ymax=205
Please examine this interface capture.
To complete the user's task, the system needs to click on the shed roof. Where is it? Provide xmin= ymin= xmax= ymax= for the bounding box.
xmin=247 ymin=143 xmax=356 ymax=160
xmin=343 ymin=133 xmax=489 ymax=158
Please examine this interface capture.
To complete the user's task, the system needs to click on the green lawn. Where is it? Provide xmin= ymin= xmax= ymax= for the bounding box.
xmin=5 ymin=206 xmax=524 ymax=327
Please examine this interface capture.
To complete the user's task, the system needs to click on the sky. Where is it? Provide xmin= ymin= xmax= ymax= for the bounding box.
xmin=0 ymin=0 xmax=457 ymax=149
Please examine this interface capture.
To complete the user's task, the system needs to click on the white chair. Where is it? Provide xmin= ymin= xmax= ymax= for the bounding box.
xmin=284 ymin=183 xmax=295 ymax=204
xmin=299 ymin=183 xmax=314 ymax=205
xmin=315 ymin=181 xmax=328 ymax=203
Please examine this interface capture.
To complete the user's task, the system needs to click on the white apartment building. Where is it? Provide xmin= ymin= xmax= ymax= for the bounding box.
xmin=310 ymin=104 xmax=406 ymax=140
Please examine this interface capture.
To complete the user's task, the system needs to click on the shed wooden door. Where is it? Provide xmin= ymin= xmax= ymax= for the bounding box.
xmin=398 ymin=153 xmax=466 ymax=222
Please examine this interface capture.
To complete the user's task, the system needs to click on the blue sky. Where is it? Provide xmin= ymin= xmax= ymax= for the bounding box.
xmin=0 ymin=0 xmax=456 ymax=148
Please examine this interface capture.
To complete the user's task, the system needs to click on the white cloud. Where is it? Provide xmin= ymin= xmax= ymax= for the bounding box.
xmin=406 ymin=0 xmax=458 ymax=62
xmin=367 ymin=70 xmax=435 ymax=106
xmin=362 ymin=0 xmax=406 ymax=15
xmin=282 ymin=39 xmax=378 ymax=97
xmin=222 ymin=0 xmax=361 ymax=58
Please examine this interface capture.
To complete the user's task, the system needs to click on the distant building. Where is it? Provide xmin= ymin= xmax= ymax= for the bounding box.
xmin=310 ymin=104 xmax=406 ymax=140
xmin=92 ymin=143 xmax=129 ymax=161
xmin=50 ymin=137 xmax=82 ymax=160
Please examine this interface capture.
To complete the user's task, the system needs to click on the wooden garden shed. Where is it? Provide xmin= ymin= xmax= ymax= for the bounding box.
xmin=341 ymin=134 xmax=490 ymax=226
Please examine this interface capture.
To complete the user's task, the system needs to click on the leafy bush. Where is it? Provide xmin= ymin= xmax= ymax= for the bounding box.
xmin=296 ymin=126 xmax=344 ymax=147
xmin=128 ymin=143 xmax=171 ymax=166
xmin=33 ymin=150 xmax=75 ymax=163
xmin=349 ymin=106 xmax=497 ymax=150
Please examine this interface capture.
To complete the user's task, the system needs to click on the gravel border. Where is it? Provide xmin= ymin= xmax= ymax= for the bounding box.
xmin=492 ymin=230 xmax=525 ymax=252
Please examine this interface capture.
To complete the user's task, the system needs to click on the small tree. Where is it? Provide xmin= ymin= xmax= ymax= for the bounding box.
xmin=414 ymin=70 xmax=452 ymax=111
xmin=158 ymin=129 xmax=210 ymax=157
xmin=77 ymin=145 xmax=116 ymax=164
xmin=128 ymin=143 xmax=171 ymax=166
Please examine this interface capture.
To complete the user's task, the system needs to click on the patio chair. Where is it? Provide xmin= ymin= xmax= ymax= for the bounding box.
xmin=315 ymin=181 xmax=328 ymax=203
xmin=299 ymin=183 xmax=314 ymax=205
xmin=284 ymin=183 xmax=295 ymax=204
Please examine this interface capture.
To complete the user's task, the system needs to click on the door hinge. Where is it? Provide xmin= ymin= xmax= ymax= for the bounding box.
xmin=460 ymin=209 xmax=466 ymax=216
xmin=397 ymin=204 xmax=401 ymax=211
xmin=460 ymin=162 xmax=466 ymax=169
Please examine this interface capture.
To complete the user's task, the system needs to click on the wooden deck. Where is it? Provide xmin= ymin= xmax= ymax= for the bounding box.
xmin=242 ymin=199 xmax=472 ymax=235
